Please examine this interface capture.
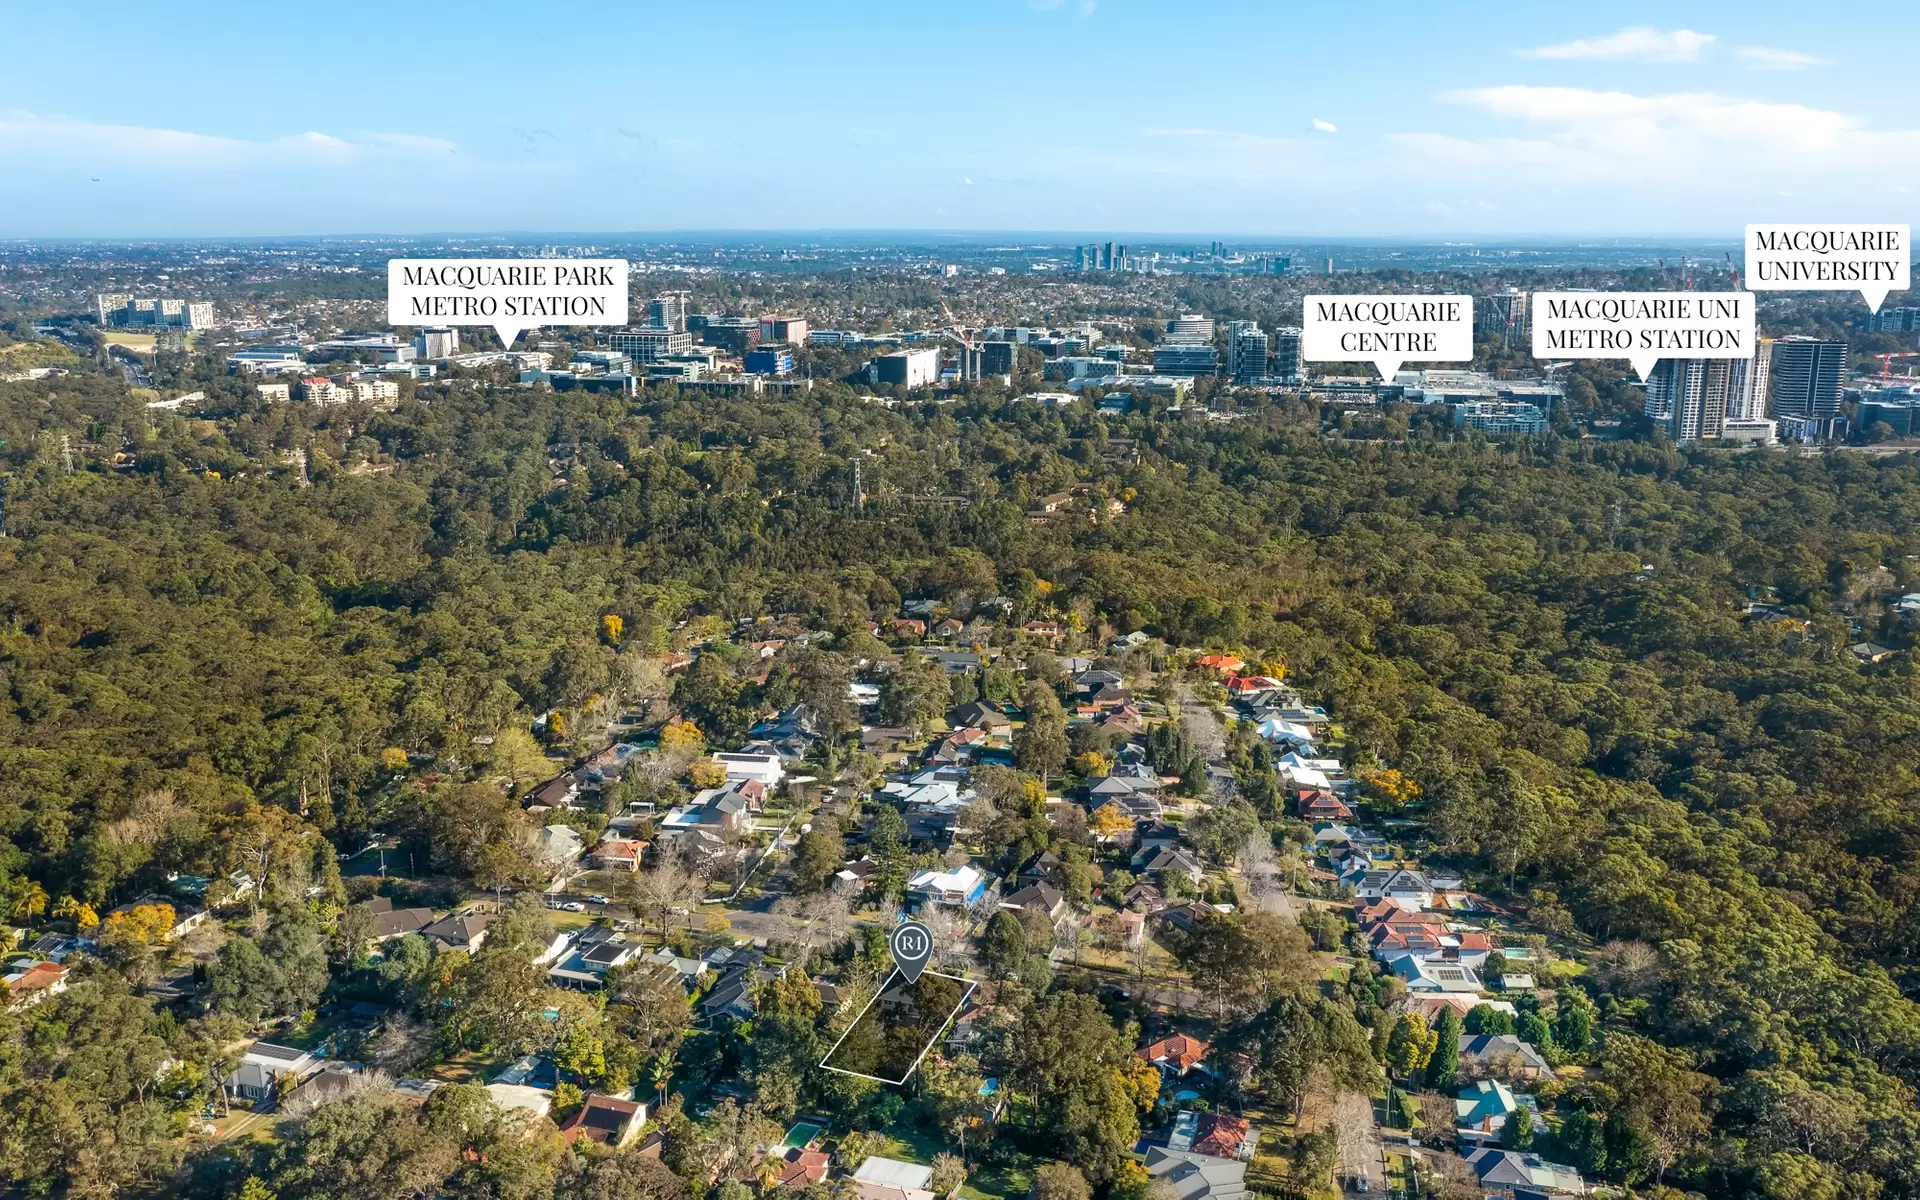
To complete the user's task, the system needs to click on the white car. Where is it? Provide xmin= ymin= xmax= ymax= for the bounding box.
xmin=561 ymin=901 xmax=587 ymax=913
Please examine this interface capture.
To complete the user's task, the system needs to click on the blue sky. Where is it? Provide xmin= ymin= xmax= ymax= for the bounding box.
xmin=1 ymin=0 xmax=1915 ymax=238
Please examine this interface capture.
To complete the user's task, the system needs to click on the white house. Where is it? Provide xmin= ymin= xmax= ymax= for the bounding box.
xmin=230 ymin=1041 xmax=318 ymax=1101
xmin=1355 ymin=868 xmax=1435 ymax=910
xmin=1390 ymin=956 xmax=1482 ymax=993
xmin=851 ymin=1157 xmax=936 ymax=1200
xmin=908 ymin=864 xmax=987 ymax=906
xmin=713 ymin=750 xmax=784 ymax=788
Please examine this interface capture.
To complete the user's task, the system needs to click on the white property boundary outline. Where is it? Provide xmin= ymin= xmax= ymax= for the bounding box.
xmin=818 ymin=968 xmax=978 ymax=1086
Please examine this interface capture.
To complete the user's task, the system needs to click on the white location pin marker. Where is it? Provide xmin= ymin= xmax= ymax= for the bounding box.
xmin=890 ymin=920 xmax=933 ymax=984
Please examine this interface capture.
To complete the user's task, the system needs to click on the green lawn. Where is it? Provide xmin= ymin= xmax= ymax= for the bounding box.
xmin=960 ymin=1158 xmax=1035 ymax=1200
xmin=868 ymin=1125 xmax=947 ymax=1164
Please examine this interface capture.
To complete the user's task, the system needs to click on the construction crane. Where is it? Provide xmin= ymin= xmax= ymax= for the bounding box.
xmin=1874 ymin=352 xmax=1920 ymax=382
xmin=936 ymin=298 xmax=979 ymax=380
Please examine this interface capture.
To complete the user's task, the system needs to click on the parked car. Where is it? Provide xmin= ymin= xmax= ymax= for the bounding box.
xmin=587 ymin=895 xmax=609 ymax=905
xmin=561 ymin=901 xmax=587 ymax=913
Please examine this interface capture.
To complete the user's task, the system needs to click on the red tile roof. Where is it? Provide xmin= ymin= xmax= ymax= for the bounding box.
xmin=776 ymin=1149 xmax=830 ymax=1186
xmin=1193 ymin=1113 xmax=1252 ymax=1158
xmin=1138 ymin=1032 xmax=1210 ymax=1072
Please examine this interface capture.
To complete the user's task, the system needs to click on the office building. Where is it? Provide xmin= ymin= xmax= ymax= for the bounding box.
xmin=1153 ymin=343 xmax=1219 ymax=376
xmin=1227 ymin=321 xmax=1268 ymax=383
xmin=1455 ymin=401 xmax=1550 ymax=436
xmin=744 ymin=345 xmax=795 ymax=375
xmin=699 ymin=316 xmax=762 ymax=354
xmin=1771 ymin=336 xmax=1847 ymax=420
xmin=1271 ymin=326 xmax=1303 ymax=383
xmin=226 ymin=346 xmax=307 ymax=374
xmin=1477 ymin=288 xmax=1530 ymax=342
xmin=95 ymin=294 xmax=214 ymax=330
xmin=1720 ymin=418 xmax=1778 ymax=445
xmin=1871 ymin=307 xmax=1920 ymax=333
xmin=981 ymin=341 xmax=1017 ymax=376
xmin=1166 ymin=314 xmax=1213 ymax=344
xmin=608 ymin=328 xmax=693 ymax=363
xmin=415 ymin=327 xmax=460 ymax=359
xmin=644 ymin=293 xmax=688 ymax=332
xmin=1645 ymin=358 xmax=1738 ymax=443
xmin=954 ymin=345 xmax=983 ymax=382
xmin=760 ymin=316 xmax=808 ymax=345
xmin=873 ymin=348 xmax=940 ymax=389
xmin=808 ymin=330 xmax=863 ymax=347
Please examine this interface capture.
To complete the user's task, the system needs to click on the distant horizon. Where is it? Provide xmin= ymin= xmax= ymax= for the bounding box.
xmin=4 ymin=2 xmax=1914 ymax=238
xmin=2 ymin=230 xmax=1753 ymax=247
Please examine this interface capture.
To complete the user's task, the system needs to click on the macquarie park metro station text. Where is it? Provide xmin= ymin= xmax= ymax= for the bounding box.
xmin=387 ymin=257 xmax=629 ymax=349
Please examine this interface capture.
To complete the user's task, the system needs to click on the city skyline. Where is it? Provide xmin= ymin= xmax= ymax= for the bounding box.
xmin=2 ymin=0 xmax=1916 ymax=239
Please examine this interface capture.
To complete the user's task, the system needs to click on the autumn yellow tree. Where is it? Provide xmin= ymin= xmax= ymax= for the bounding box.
xmin=601 ymin=613 xmax=625 ymax=646
xmin=660 ymin=718 xmax=706 ymax=758
xmin=1090 ymin=804 xmax=1135 ymax=842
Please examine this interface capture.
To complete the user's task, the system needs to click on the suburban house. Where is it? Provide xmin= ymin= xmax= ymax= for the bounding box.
xmin=660 ymin=782 xmax=757 ymax=841
xmin=1297 ymin=790 xmax=1353 ymax=822
xmin=999 ymin=883 xmax=1067 ymax=922
xmin=770 ymin=1147 xmax=831 ymax=1187
xmin=1192 ymin=654 xmax=1245 ymax=675
xmin=358 ymin=896 xmax=436 ymax=941
xmin=1133 ymin=845 xmax=1206 ymax=887
xmin=1355 ymin=868 xmax=1436 ymax=909
xmin=1463 ymin=1148 xmax=1586 ymax=1195
xmin=948 ymin=701 xmax=1012 ymax=737
xmin=1455 ymin=1079 xmax=1545 ymax=1143
xmin=933 ymin=618 xmax=966 ymax=638
xmin=230 ymin=1041 xmax=318 ymax=1102
xmin=548 ymin=934 xmax=644 ymax=990
xmin=1390 ymin=956 xmax=1482 ymax=993
xmin=1138 ymin=1032 xmax=1211 ymax=1080
xmin=421 ymin=911 xmax=490 ymax=953
xmin=908 ymin=864 xmax=987 ymax=906
xmin=1168 ymin=1110 xmax=1256 ymax=1161
xmin=485 ymin=1082 xmax=553 ymax=1119
xmin=850 ymin=1156 xmax=937 ymax=1200
xmin=1086 ymin=774 xmax=1163 ymax=820
xmin=713 ymin=750 xmax=785 ymax=789
xmin=1406 ymin=994 xmax=1518 ymax=1025
xmin=561 ymin=1094 xmax=648 ymax=1147
xmin=1459 ymin=1034 xmax=1556 ymax=1082
xmin=2 ymin=960 xmax=69 ymax=1010
xmin=528 ymin=772 xmax=585 ymax=813
xmin=1142 ymin=1145 xmax=1248 ymax=1200
xmin=590 ymin=836 xmax=646 ymax=871
xmin=642 ymin=947 xmax=710 ymax=990
xmin=534 ymin=824 xmax=585 ymax=873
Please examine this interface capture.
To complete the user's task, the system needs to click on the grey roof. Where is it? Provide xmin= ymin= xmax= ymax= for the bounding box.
xmin=582 ymin=940 xmax=631 ymax=966
xmin=1001 ymin=883 xmax=1065 ymax=914
xmin=246 ymin=1041 xmax=309 ymax=1063
xmin=1460 ymin=1034 xmax=1554 ymax=1074
xmin=364 ymin=903 xmax=436 ymax=939
xmin=421 ymin=912 xmax=489 ymax=946
xmin=1143 ymin=1146 xmax=1248 ymax=1200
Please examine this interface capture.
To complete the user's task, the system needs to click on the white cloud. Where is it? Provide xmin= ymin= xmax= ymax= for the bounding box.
xmin=1735 ymin=45 xmax=1828 ymax=70
xmin=0 ymin=111 xmax=451 ymax=169
xmin=1312 ymin=119 xmax=1338 ymax=134
xmin=1397 ymin=86 xmax=1920 ymax=190
xmin=1520 ymin=27 xmax=1714 ymax=63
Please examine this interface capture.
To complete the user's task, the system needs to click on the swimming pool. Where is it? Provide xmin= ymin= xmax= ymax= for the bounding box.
xmin=782 ymin=1122 xmax=824 ymax=1149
